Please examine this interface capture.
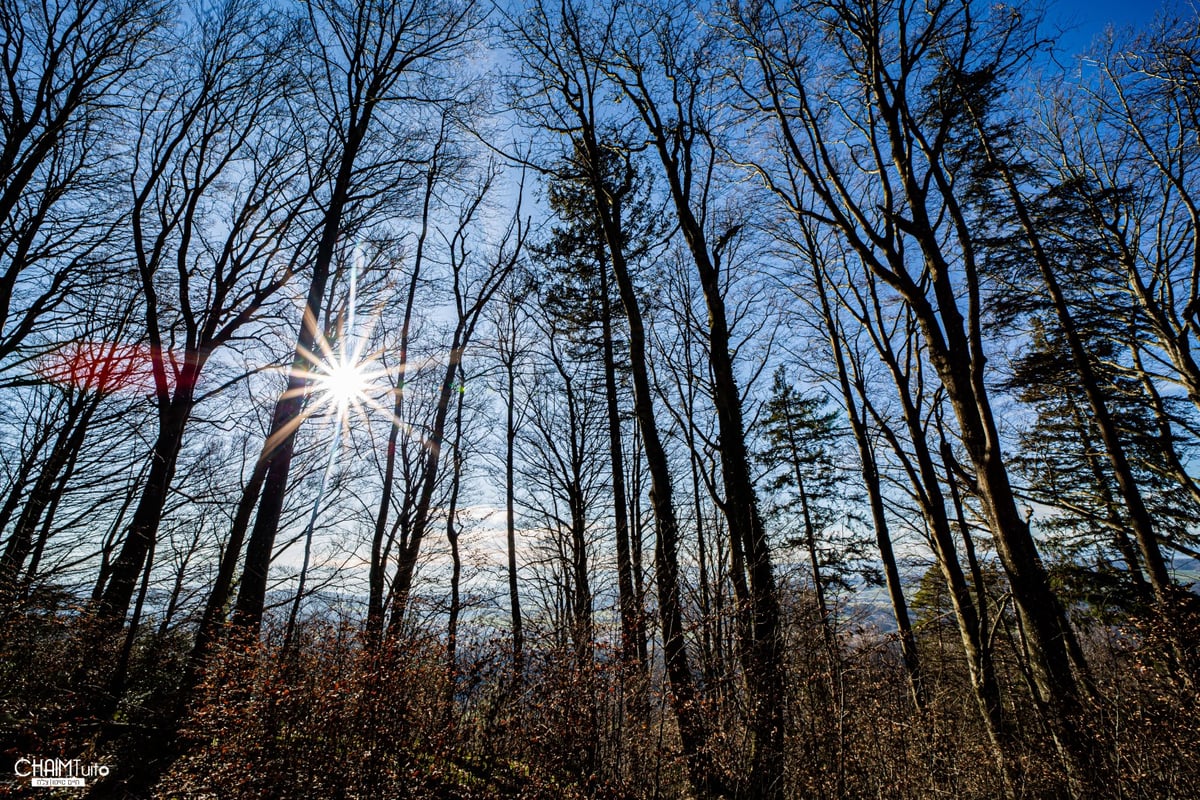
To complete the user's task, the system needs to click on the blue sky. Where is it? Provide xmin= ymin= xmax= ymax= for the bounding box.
xmin=1047 ymin=0 xmax=1194 ymax=56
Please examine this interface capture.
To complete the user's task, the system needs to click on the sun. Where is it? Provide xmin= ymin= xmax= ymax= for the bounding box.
xmin=315 ymin=355 xmax=371 ymax=411
xmin=278 ymin=245 xmax=421 ymax=441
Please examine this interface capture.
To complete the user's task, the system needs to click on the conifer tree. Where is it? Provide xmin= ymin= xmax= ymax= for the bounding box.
xmin=757 ymin=368 xmax=866 ymax=657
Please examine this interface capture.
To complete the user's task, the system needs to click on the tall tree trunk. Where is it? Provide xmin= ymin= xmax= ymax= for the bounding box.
xmin=599 ymin=257 xmax=644 ymax=676
xmin=232 ymin=325 xmax=324 ymax=632
xmin=386 ymin=216 xmax=517 ymax=630
xmin=736 ymin=6 xmax=1093 ymax=782
xmin=98 ymin=397 xmax=192 ymax=624
xmin=898 ymin=79 xmax=1095 ymax=783
xmin=368 ymin=152 xmax=438 ymax=642
xmin=190 ymin=456 xmax=267 ymax=670
xmin=0 ymin=409 xmax=55 ymax=544
xmin=847 ymin=269 xmax=1015 ymax=792
xmin=585 ymin=138 xmax=724 ymax=798
xmin=678 ymin=212 xmax=786 ymax=800
xmin=504 ymin=342 xmax=524 ymax=675
xmin=445 ymin=363 xmax=466 ymax=697
xmin=503 ymin=346 xmax=524 ymax=674
xmin=232 ymin=130 xmax=360 ymax=632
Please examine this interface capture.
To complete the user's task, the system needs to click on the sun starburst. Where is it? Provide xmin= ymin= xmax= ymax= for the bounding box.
xmin=284 ymin=245 xmax=396 ymax=434
xmin=296 ymin=335 xmax=388 ymax=426
xmin=316 ymin=357 xmax=371 ymax=411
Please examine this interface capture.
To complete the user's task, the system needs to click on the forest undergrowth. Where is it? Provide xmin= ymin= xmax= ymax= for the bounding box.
xmin=2 ymin=594 xmax=1196 ymax=799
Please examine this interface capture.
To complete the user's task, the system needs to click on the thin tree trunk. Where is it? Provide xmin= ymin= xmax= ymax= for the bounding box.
xmin=445 ymin=363 xmax=466 ymax=699
xmin=233 ymin=121 xmax=363 ymax=631
xmin=1066 ymin=395 xmax=1147 ymax=588
xmin=90 ymin=464 xmax=147 ymax=605
xmin=386 ymin=343 xmax=466 ymax=629
xmin=0 ymin=398 xmax=95 ymax=601
xmin=810 ymin=260 xmax=925 ymax=709
xmin=623 ymin=100 xmax=786 ymax=790
xmin=781 ymin=397 xmax=836 ymax=667
xmin=504 ymin=342 xmax=524 ymax=675
xmin=628 ymin=428 xmax=648 ymax=666
xmin=846 ymin=271 xmax=1016 ymax=793
xmin=0 ymin=411 xmax=55 ymax=545
xmin=570 ymin=500 xmax=591 ymax=666
xmin=191 ymin=457 xmax=268 ymax=665
xmin=693 ymin=445 xmax=717 ymax=690
xmin=110 ymin=530 xmax=156 ymax=700
xmin=284 ymin=427 xmax=341 ymax=650
xmin=368 ymin=150 xmax=439 ymax=642
xmin=858 ymin=410 xmax=925 ymax=711
xmin=21 ymin=418 xmax=90 ymax=595
xmin=387 ymin=204 xmax=518 ymax=629
xmin=869 ymin=385 xmax=1013 ymax=791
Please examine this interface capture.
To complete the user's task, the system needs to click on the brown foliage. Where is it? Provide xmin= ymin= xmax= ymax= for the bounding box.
xmin=2 ymin=601 xmax=1198 ymax=799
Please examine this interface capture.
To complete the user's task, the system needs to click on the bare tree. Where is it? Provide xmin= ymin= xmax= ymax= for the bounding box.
xmin=366 ymin=108 xmax=468 ymax=641
xmin=784 ymin=220 xmax=925 ymax=711
xmin=729 ymin=2 xmax=1093 ymax=786
xmin=98 ymin=0 xmax=309 ymax=625
xmin=1070 ymin=18 xmax=1200 ymax=418
xmin=831 ymin=236 xmax=1012 ymax=787
xmin=232 ymin=0 xmax=481 ymax=633
xmin=961 ymin=65 xmax=1200 ymax=679
xmin=602 ymin=5 xmax=788 ymax=793
xmin=0 ymin=0 xmax=167 ymax=366
xmin=385 ymin=170 xmax=523 ymax=631
xmin=519 ymin=308 xmax=606 ymax=666
xmin=488 ymin=276 xmax=534 ymax=673
xmin=0 ymin=293 xmax=140 ymax=602
xmin=504 ymin=3 xmax=725 ymax=793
